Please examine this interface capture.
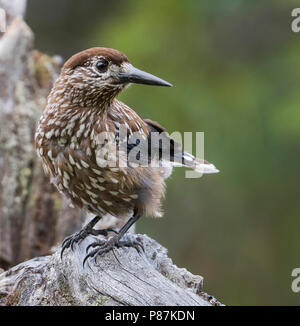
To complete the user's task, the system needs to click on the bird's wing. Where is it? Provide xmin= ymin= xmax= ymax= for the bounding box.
xmin=143 ymin=119 xmax=219 ymax=174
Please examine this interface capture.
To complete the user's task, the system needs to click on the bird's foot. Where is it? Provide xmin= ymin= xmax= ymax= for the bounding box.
xmin=61 ymin=226 xmax=118 ymax=258
xmin=83 ymin=234 xmax=144 ymax=266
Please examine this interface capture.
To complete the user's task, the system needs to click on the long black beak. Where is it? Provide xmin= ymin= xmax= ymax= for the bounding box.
xmin=118 ymin=66 xmax=173 ymax=87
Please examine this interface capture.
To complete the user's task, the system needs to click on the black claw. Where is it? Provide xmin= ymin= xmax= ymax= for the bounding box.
xmin=134 ymin=241 xmax=145 ymax=253
xmin=60 ymin=225 xmax=119 ymax=259
xmin=61 ymin=235 xmax=75 ymax=259
xmin=83 ymin=240 xmax=116 ymax=266
xmin=136 ymin=237 xmax=145 ymax=252
xmin=83 ymin=249 xmax=98 ymax=267
xmin=61 ymin=235 xmax=73 ymax=249
xmin=60 ymin=243 xmax=68 ymax=259
xmin=60 ymin=229 xmax=88 ymax=258
xmin=119 ymin=238 xmax=144 ymax=254
xmin=61 ymin=237 xmax=69 ymax=248
xmin=107 ymin=228 xmax=119 ymax=235
xmin=82 ymin=235 xmax=144 ymax=267
xmin=85 ymin=240 xmax=106 ymax=254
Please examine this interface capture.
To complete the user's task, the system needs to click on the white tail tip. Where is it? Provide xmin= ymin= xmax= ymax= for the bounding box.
xmin=195 ymin=163 xmax=220 ymax=174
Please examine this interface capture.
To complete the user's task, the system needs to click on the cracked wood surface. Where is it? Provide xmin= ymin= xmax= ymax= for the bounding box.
xmin=0 ymin=234 xmax=222 ymax=306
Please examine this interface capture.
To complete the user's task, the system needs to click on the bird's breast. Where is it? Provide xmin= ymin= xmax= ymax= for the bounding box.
xmin=35 ymin=100 xmax=165 ymax=218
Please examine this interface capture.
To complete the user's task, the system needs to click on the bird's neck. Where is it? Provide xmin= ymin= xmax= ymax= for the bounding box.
xmin=50 ymin=74 xmax=123 ymax=111
xmin=68 ymin=86 xmax=120 ymax=109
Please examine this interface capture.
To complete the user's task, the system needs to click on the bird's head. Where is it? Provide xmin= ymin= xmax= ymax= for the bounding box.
xmin=59 ymin=47 xmax=172 ymax=107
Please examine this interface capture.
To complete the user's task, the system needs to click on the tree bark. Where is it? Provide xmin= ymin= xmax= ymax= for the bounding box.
xmin=0 ymin=234 xmax=222 ymax=306
xmin=0 ymin=0 xmax=85 ymax=269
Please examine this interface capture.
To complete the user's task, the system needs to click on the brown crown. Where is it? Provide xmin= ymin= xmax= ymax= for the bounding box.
xmin=63 ymin=47 xmax=129 ymax=70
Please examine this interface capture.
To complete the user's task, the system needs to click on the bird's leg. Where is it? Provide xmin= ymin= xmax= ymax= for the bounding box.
xmin=61 ymin=215 xmax=118 ymax=258
xmin=83 ymin=213 xmax=143 ymax=266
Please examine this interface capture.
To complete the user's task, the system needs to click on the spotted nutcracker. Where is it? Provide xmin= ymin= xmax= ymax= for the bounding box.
xmin=35 ymin=47 xmax=219 ymax=265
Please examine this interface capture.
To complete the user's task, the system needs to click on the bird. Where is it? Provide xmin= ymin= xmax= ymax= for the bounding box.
xmin=35 ymin=47 xmax=219 ymax=265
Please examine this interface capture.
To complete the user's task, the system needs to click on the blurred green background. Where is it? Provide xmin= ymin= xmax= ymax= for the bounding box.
xmin=27 ymin=0 xmax=300 ymax=305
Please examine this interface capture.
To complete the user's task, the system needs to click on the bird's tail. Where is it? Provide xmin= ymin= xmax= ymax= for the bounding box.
xmin=142 ymin=119 xmax=219 ymax=174
xmin=172 ymin=151 xmax=220 ymax=174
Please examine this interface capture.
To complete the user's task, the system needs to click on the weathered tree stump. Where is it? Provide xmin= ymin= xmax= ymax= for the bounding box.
xmin=0 ymin=234 xmax=222 ymax=306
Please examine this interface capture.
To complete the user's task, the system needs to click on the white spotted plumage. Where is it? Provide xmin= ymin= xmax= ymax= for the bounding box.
xmin=36 ymin=47 xmax=218 ymax=224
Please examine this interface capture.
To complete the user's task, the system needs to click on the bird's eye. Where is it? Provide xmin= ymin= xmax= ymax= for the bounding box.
xmin=96 ymin=59 xmax=109 ymax=72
